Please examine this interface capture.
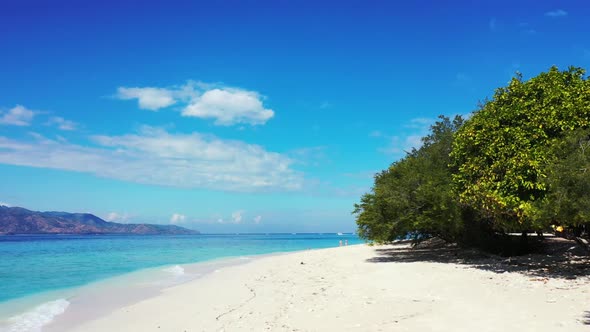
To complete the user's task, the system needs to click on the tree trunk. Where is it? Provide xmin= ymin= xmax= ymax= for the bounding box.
xmin=519 ymin=231 xmax=528 ymax=254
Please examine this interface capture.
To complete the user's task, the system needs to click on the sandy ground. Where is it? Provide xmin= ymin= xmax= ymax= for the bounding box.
xmin=66 ymin=244 xmax=590 ymax=332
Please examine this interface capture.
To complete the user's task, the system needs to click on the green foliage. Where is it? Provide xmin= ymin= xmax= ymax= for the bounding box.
xmin=356 ymin=66 xmax=590 ymax=250
xmin=354 ymin=116 xmax=465 ymax=243
xmin=534 ymin=129 xmax=590 ymax=228
xmin=451 ymin=66 xmax=590 ymax=228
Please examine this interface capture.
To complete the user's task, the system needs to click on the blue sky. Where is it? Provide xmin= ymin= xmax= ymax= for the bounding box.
xmin=1 ymin=0 xmax=589 ymax=232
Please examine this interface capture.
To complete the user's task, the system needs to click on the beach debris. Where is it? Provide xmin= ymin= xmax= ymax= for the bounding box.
xmin=529 ymin=277 xmax=549 ymax=284
xmin=300 ymin=261 xmax=305 ymax=265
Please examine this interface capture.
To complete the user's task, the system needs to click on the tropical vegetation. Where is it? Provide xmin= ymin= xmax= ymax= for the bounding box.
xmin=354 ymin=66 xmax=590 ymax=254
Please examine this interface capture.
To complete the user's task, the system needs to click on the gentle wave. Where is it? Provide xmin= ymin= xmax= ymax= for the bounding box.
xmin=0 ymin=234 xmax=361 ymax=303
xmin=5 ymin=299 xmax=69 ymax=332
xmin=163 ymin=265 xmax=185 ymax=277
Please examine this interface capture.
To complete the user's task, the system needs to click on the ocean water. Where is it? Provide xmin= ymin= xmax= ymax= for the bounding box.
xmin=0 ymin=233 xmax=361 ymax=331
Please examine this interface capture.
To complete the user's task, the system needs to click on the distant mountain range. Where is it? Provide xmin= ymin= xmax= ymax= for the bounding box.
xmin=0 ymin=206 xmax=198 ymax=235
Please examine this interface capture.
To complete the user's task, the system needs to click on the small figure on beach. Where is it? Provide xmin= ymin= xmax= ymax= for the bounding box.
xmin=339 ymin=240 xmax=342 ymax=247
xmin=345 ymin=239 xmax=348 ymax=246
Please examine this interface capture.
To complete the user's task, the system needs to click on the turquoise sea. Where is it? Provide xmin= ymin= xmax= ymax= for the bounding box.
xmin=0 ymin=233 xmax=361 ymax=331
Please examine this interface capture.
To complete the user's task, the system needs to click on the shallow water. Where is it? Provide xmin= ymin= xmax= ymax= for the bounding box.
xmin=0 ymin=233 xmax=361 ymax=331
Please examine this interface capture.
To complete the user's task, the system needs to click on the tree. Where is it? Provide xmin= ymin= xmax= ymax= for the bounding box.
xmin=534 ymin=129 xmax=590 ymax=233
xmin=451 ymin=66 xmax=590 ymax=231
xmin=354 ymin=116 xmax=464 ymax=243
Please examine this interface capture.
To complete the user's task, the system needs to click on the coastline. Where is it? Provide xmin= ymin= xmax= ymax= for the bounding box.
xmin=45 ymin=255 xmax=265 ymax=332
xmin=0 ymin=251 xmax=284 ymax=332
xmin=0 ymin=233 xmax=361 ymax=331
xmin=55 ymin=243 xmax=590 ymax=331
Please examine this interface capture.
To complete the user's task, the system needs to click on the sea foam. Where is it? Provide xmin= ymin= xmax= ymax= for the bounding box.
xmin=5 ymin=299 xmax=69 ymax=332
xmin=163 ymin=265 xmax=185 ymax=277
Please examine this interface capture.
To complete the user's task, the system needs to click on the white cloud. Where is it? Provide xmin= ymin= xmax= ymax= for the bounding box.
xmin=545 ymin=9 xmax=567 ymax=17
xmin=1 ymin=105 xmax=78 ymax=130
xmin=0 ymin=105 xmax=35 ymax=126
xmin=170 ymin=213 xmax=186 ymax=224
xmin=231 ymin=210 xmax=243 ymax=224
xmin=405 ymin=117 xmax=435 ymax=129
xmin=253 ymin=215 xmax=262 ymax=224
xmin=105 ymin=212 xmax=130 ymax=222
xmin=211 ymin=211 xmax=251 ymax=225
xmin=116 ymin=82 xmax=274 ymax=126
xmin=182 ymin=88 xmax=274 ymax=126
xmin=47 ymin=116 xmax=77 ymax=131
xmin=405 ymin=135 xmax=424 ymax=149
xmin=375 ymin=117 xmax=434 ymax=156
xmin=0 ymin=127 xmax=303 ymax=192
xmin=378 ymin=135 xmax=424 ymax=155
xmin=288 ymin=146 xmax=327 ymax=166
xmin=116 ymin=87 xmax=177 ymax=110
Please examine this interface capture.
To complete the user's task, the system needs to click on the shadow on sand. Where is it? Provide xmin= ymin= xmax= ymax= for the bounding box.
xmin=367 ymin=237 xmax=590 ymax=280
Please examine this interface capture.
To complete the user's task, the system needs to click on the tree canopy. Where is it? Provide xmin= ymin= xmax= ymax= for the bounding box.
xmin=355 ymin=66 xmax=590 ymax=250
xmin=354 ymin=115 xmax=464 ymax=243
xmin=452 ymin=66 xmax=590 ymax=229
xmin=534 ymin=129 xmax=590 ymax=230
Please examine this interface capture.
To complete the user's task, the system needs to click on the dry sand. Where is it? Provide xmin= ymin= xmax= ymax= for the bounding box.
xmin=66 ymin=243 xmax=590 ymax=332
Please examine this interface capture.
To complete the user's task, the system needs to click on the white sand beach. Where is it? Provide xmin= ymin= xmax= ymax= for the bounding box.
xmin=60 ymin=243 xmax=590 ymax=332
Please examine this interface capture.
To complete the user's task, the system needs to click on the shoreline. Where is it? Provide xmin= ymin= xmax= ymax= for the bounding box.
xmin=58 ymin=243 xmax=590 ymax=331
xmin=45 ymin=255 xmax=264 ymax=331
xmin=0 ymin=244 xmax=353 ymax=332
xmin=0 ymin=233 xmax=359 ymax=311
xmin=0 ymin=251 xmax=287 ymax=332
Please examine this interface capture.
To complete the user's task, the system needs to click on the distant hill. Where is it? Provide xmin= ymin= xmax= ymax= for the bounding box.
xmin=0 ymin=206 xmax=199 ymax=235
